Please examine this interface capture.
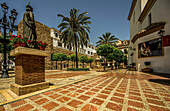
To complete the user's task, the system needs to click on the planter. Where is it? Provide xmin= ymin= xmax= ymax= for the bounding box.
xmin=39 ymin=46 xmax=46 ymax=50
xmin=142 ymin=68 xmax=153 ymax=73
xmin=13 ymin=43 xmax=26 ymax=48
xmin=128 ymin=67 xmax=136 ymax=71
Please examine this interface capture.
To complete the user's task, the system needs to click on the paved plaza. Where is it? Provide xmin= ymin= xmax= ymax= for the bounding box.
xmin=0 ymin=69 xmax=170 ymax=111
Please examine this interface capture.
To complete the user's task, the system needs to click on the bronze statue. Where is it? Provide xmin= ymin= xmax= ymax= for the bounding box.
xmin=23 ymin=2 xmax=37 ymax=48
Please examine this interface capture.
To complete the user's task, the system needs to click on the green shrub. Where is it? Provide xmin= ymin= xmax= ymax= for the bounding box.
xmin=67 ymin=68 xmax=89 ymax=71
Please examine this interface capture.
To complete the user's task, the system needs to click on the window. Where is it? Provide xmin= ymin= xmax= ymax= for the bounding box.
xmin=58 ymin=42 xmax=62 ymax=47
xmin=55 ymin=33 xmax=58 ymax=37
xmin=148 ymin=13 xmax=152 ymax=25
xmin=91 ymin=52 xmax=93 ymax=55
xmin=124 ymin=49 xmax=128 ymax=54
xmin=88 ymin=51 xmax=90 ymax=54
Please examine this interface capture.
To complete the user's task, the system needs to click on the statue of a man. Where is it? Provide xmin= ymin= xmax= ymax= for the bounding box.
xmin=23 ymin=2 xmax=37 ymax=48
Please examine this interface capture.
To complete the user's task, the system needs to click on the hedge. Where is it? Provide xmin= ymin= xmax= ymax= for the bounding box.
xmin=67 ymin=68 xmax=90 ymax=71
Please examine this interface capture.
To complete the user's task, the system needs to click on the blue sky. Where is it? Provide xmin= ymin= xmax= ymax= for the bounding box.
xmin=0 ymin=0 xmax=132 ymax=45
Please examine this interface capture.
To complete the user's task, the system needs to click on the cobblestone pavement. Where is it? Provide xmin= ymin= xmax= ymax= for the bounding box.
xmin=0 ymin=69 xmax=170 ymax=111
xmin=0 ymin=70 xmax=94 ymax=90
xmin=0 ymin=70 xmax=107 ymax=103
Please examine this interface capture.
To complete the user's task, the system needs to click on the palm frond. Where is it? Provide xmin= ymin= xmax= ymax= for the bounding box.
xmin=96 ymin=32 xmax=118 ymax=46
xmin=62 ymin=17 xmax=70 ymax=22
xmin=80 ymin=16 xmax=91 ymax=22
xmin=57 ymin=14 xmax=65 ymax=18
xmin=58 ymin=23 xmax=69 ymax=28
xmin=78 ymin=12 xmax=88 ymax=20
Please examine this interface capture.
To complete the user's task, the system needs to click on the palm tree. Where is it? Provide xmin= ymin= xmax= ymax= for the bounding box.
xmin=57 ymin=8 xmax=91 ymax=68
xmin=96 ymin=32 xmax=118 ymax=47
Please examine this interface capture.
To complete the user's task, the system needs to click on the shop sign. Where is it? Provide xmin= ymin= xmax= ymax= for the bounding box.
xmin=163 ymin=35 xmax=170 ymax=47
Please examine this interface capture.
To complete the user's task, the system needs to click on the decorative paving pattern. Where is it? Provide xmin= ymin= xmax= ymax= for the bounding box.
xmin=45 ymin=72 xmax=90 ymax=79
xmin=1 ymin=70 xmax=169 ymax=111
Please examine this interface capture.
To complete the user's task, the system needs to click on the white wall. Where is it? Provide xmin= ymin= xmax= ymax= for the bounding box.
xmin=51 ymin=28 xmax=96 ymax=56
xmin=129 ymin=0 xmax=142 ymax=65
xmin=141 ymin=0 xmax=170 ymax=32
xmin=136 ymin=0 xmax=170 ymax=73
xmin=83 ymin=45 xmax=96 ymax=56
xmin=141 ymin=0 xmax=148 ymax=12
xmin=129 ymin=0 xmax=170 ymax=73
xmin=136 ymin=31 xmax=170 ymax=73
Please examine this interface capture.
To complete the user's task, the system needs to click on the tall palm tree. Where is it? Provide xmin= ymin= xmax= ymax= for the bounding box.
xmin=96 ymin=32 xmax=118 ymax=47
xmin=57 ymin=8 xmax=91 ymax=68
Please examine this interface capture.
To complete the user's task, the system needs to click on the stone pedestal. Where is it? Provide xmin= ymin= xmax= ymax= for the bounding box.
xmin=10 ymin=47 xmax=49 ymax=96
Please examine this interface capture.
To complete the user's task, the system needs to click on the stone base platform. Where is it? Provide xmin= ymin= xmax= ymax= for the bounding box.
xmin=10 ymin=82 xmax=49 ymax=96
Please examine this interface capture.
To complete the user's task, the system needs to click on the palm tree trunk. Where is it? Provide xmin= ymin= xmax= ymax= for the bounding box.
xmin=74 ymin=34 xmax=78 ymax=68
xmin=115 ymin=62 xmax=117 ymax=69
xmin=111 ymin=61 xmax=113 ymax=70
xmin=118 ymin=62 xmax=120 ymax=69
xmin=68 ymin=61 xmax=69 ymax=68
xmin=61 ymin=61 xmax=62 ymax=70
xmin=56 ymin=61 xmax=58 ymax=69
xmin=104 ymin=58 xmax=106 ymax=71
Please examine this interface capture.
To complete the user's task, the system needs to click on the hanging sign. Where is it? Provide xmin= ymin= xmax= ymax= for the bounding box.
xmin=163 ymin=35 xmax=170 ymax=47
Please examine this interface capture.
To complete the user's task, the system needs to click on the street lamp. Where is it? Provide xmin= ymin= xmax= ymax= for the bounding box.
xmin=0 ymin=3 xmax=18 ymax=78
xmin=158 ymin=30 xmax=165 ymax=37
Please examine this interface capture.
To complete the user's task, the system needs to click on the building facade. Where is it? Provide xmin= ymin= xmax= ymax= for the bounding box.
xmin=51 ymin=28 xmax=96 ymax=57
xmin=18 ymin=20 xmax=96 ymax=70
xmin=116 ymin=39 xmax=129 ymax=66
xmin=128 ymin=0 xmax=170 ymax=73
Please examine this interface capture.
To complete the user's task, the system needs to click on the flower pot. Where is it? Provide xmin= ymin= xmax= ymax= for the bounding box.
xmin=13 ymin=42 xmax=25 ymax=48
xmin=39 ymin=46 xmax=46 ymax=50
xmin=21 ymin=43 xmax=26 ymax=47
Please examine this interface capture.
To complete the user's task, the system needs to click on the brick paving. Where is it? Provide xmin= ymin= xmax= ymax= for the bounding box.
xmin=45 ymin=72 xmax=90 ymax=79
xmin=0 ymin=69 xmax=170 ymax=111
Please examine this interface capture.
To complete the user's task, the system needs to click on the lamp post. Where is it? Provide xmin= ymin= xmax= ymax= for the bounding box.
xmin=158 ymin=30 xmax=165 ymax=37
xmin=0 ymin=3 xmax=18 ymax=78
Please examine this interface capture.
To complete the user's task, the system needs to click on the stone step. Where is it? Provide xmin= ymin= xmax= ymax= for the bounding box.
xmin=0 ymin=90 xmax=13 ymax=101
xmin=6 ymin=89 xmax=18 ymax=98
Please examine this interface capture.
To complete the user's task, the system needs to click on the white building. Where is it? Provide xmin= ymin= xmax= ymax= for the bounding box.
xmin=128 ymin=0 xmax=170 ymax=73
xmin=50 ymin=28 xmax=96 ymax=56
xmin=116 ymin=39 xmax=129 ymax=66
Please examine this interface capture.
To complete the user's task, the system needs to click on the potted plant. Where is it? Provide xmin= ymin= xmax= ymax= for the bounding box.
xmin=132 ymin=63 xmax=136 ymax=67
xmin=36 ymin=41 xmax=48 ymax=50
xmin=144 ymin=62 xmax=151 ymax=68
xmin=129 ymin=62 xmax=136 ymax=71
xmin=142 ymin=61 xmax=153 ymax=72
xmin=10 ymin=35 xmax=29 ymax=48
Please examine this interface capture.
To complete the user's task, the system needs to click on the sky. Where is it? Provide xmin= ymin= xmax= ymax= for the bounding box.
xmin=0 ymin=0 xmax=132 ymax=46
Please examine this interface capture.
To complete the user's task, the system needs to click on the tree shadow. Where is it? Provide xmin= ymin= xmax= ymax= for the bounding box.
xmin=149 ymin=79 xmax=170 ymax=86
